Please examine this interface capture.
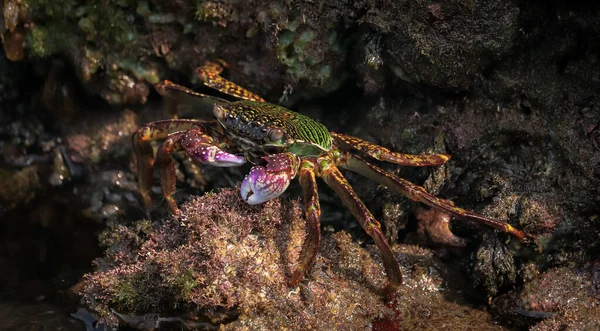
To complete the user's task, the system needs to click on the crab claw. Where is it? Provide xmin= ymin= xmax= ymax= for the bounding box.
xmin=240 ymin=166 xmax=291 ymax=204
xmin=240 ymin=153 xmax=300 ymax=205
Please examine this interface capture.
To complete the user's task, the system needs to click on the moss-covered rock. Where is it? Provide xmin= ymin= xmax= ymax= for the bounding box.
xmin=82 ymin=188 xmax=516 ymax=329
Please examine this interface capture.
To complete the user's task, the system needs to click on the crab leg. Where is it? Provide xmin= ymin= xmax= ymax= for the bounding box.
xmin=332 ymin=132 xmax=450 ymax=166
xmin=288 ymin=160 xmax=322 ymax=286
xmin=155 ymin=80 xmax=229 ymax=104
xmin=339 ymin=153 xmax=533 ymax=242
xmin=319 ymin=157 xmax=402 ymax=289
xmin=133 ymin=120 xmax=245 ymax=213
xmin=155 ymin=132 xmax=186 ymax=213
xmin=196 ymin=61 xmax=266 ymax=102
xmin=133 ymin=119 xmax=205 ymax=211
xmin=158 ymin=129 xmax=246 ymax=214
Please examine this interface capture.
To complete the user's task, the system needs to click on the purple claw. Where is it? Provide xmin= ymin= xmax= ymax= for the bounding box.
xmin=240 ymin=153 xmax=300 ymax=205
xmin=189 ymin=145 xmax=246 ymax=167
xmin=180 ymin=130 xmax=246 ymax=167
xmin=240 ymin=166 xmax=292 ymax=205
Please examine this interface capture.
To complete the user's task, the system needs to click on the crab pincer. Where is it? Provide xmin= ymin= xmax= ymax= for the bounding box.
xmin=180 ymin=129 xmax=246 ymax=167
xmin=240 ymin=153 xmax=301 ymax=205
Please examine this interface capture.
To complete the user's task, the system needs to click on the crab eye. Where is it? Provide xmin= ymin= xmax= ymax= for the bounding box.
xmin=268 ymin=128 xmax=284 ymax=142
xmin=213 ymin=104 xmax=225 ymax=120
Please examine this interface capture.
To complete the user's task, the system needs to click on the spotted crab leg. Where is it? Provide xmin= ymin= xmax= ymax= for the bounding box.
xmin=338 ymin=152 xmax=533 ymax=242
xmin=196 ymin=61 xmax=266 ymax=102
xmin=318 ymin=156 xmax=403 ymax=289
xmin=288 ymin=160 xmax=322 ymax=286
xmin=133 ymin=119 xmax=206 ymax=211
xmin=332 ymin=132 xmax=450 ymax=166
xmin=155 ymin=80 xmax=229 ymax=105
xmin=155 ymin=132 xmax=186 ymax=213
xmin=155 ymin=129 xmax=246 ymax=214
xmin=133 ymin=120 xmax=246 ymax=214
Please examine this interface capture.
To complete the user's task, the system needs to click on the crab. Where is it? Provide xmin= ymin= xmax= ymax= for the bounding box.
xmin=132 ymin=61 xmax=532 ymax=290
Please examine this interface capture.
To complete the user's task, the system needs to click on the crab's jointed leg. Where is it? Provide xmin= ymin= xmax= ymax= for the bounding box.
xmin=133 ymin=119 xmax=246 ymax=214
xmin=133 ymin=119 xmax=205 ymax=211
xmin=196 ymin=61 xmax=266 ymax=102
xmin=338 ymin=152 xmax=533 ymax=242
xmin=332 ymin=132 xmax=450 ymax=167
xmin=288 ymin=160 xmax=322 ymax=286
xmin=242 ymin=153 xmax=403 ymax=288
xmin=319 ymin=156 xmax=403 ymax=289
xmin=155 ymin=132 xmax=186 ymax=213
xmin=155 ymin=128 xmax=246 ymax=214
xmin=155 ymin=80 xmax=229 ymax=104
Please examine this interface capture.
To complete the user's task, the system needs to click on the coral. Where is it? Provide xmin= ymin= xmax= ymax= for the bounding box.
xmin=493 ymin=267 xmax=600 ymax=329
xmin=81 ymin=188 xmax=396 ymax=328
xmin=81 ymin=188 xmax=515 ymax=329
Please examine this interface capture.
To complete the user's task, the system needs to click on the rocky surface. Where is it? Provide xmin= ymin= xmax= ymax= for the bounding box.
xmin=0 ymin=0 xmax=599 ymax=330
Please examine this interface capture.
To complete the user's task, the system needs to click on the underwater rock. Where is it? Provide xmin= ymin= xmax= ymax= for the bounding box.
xmin=81 ymin=188 xmax=512 ymax=329
xmin=493 ymin=267 xmax=600 ymax=330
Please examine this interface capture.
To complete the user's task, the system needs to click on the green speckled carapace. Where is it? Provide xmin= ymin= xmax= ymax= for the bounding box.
xmin=214 ymin=101 xmax=332 ymax=157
